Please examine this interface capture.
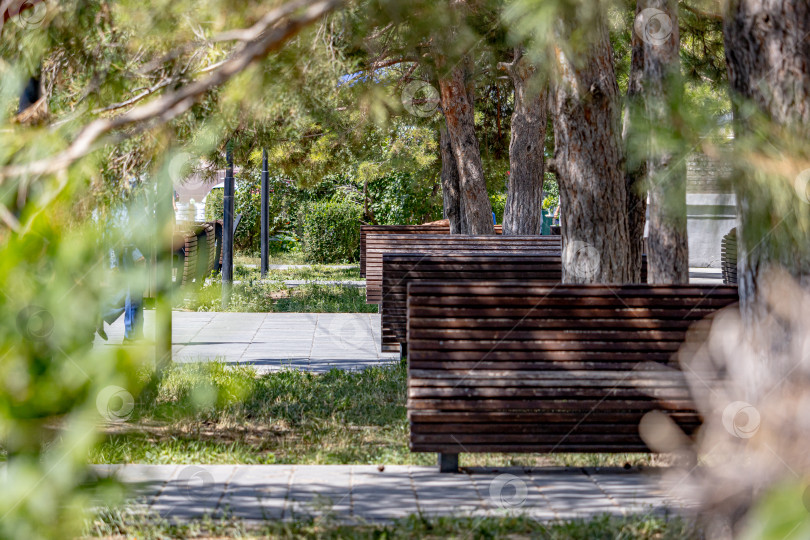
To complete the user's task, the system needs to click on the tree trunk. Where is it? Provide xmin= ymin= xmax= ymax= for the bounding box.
xmin=437 ymin=58 xmax=495 ymax=235
xmin=499 ymin=48 xmax=546 ymax=236
xmin=724 ymin=0 xmax=810 ymax=321
xmin=440 ymin=124 xmax=465 ymax=234
xmin=623 ymin=2 xmax=648 ymax=283
xmin=642 ymin=0 xmax=689 ymax=283
xmin=553 ymin=18 xmax=630 ymax=284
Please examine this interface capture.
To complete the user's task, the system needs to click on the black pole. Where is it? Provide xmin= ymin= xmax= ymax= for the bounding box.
xmin=261 ymin=148 xmax=269 ymax=278
xmin=222 ymin=143 xmax=234 ymax=308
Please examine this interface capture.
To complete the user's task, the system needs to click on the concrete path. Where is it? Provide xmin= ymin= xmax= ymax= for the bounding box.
xmin=94 ymin=312 xmax=398 ymax=373
xmin=93 ymin=464 xmax=696 ymax=523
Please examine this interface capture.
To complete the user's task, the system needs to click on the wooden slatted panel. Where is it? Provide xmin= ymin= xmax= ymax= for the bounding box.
xmin=721 ymin=228 xmax=737 ymax=285
xmin=381 ymin=254 xmax=650 ymax=353
xmin=366 ymin=234 xmax=560 ymax=304
xmin=361 ymin=225 xmax=450 ymax=277
xmin=406 ymin=282 xmax=738 ymax=454
xmin=381 ymin=254 xmax=560 ymax=353
xmin=181 ymin=233 xmax=198 ymax=286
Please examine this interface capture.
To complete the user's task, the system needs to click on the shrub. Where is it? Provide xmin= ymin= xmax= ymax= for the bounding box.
xmin=490 ymin=192 xmax=506 ymax=223
xmin=300 ymin=198 xmax=362 ymax=263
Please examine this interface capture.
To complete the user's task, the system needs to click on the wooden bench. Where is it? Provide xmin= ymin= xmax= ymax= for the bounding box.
xmin=721 ymin=228 xmax=737 ymax=285
xmin=405 ymin=282 xmax=738 ymax=472
xmin=360 ymin=224 xmax=508 ymax=276
xmin=361 ymin=225 xmax=450 ymax=277
xmin=365 ymin=234 xmax=561 ymax=304
xmin=382 ymin=254 xmax=649 ymax=355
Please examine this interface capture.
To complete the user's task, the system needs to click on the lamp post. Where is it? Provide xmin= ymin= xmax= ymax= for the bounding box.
xmin=261 ymin=148 xmax=269 ymax=278
xmin=222 ymin=142 xmax=234 ymax=308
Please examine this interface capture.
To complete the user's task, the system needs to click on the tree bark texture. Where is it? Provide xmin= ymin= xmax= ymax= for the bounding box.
xmin=500 ymin=48 xmax=547 ymax=236
xmin=440 ymin=124 xmax=465 ymax=234
xmin=553 ymin=19 xmax=631 ymax=284
xmin=724 ymin=0 xmax=810 ymax=319
xmin=622 ymin=1 xmax=648 ymax=283
xmin=438 ymin=58 xmax=495 ymax=235
xmin=641 ymin=0 xmax=689 ymax=284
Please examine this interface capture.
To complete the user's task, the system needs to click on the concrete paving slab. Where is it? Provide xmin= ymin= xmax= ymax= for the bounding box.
xmin=287 ymin=465 xmax=352 ymax=519
xmin=410 ymin=467 xmax=485 ymax=516
xmin=220 ymin=466 xmax=293 ymax=520
xmin=352 ymin=465 xmax=417 ymax=520
xmin=469 ymin=471 xmax=558 ymax=518
xmin=111 ymin=464 xmax=179 ymax=506
xmin=151 ymin=465 xmax=236 ymax=519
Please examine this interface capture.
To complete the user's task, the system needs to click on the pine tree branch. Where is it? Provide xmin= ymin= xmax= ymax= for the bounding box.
xmin=0 ymin=0 xmax=342 ymax=182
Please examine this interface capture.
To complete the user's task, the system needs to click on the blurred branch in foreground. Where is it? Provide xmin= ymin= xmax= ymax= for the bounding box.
xmin=0 ymin=0 xmax=342 ymax=183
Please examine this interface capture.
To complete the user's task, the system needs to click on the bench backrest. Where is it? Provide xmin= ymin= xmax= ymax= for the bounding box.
xmin=366 ymin=234 xmax=561 ymax=304
xmin=406 ymin=282 xmax=738 ymax=454
xmin=382 ymin=254 xmax=561 ymax=353
xmin=382 ymin=253 xmax=650 ymax=353
xmin=359 ymin=224 xmax=507 ymax=276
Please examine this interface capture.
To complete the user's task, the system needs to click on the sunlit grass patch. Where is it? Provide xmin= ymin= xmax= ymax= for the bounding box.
xmin=178 ymin=281 xmax=375 ymax=313
xmin=90 ymin=362 xmax=659 ymax=468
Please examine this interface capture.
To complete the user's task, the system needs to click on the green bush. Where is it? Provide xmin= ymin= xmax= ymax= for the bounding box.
xmin=300 ymin=198 xmax=362 ymax=263
xmin=490 ymin=192 xmax=506 ymax=223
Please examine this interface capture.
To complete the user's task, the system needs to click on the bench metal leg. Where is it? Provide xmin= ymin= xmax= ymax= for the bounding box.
xmin=399 ymin=342 xmax=407 ymax=361
xmin=438 ymin=453 xmax=459 ymax=473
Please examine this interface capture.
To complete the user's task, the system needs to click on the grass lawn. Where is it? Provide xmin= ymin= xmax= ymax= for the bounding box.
xmin=90 ymin=361 xmax=663 ymax=469
xmin=85 ymin=510 xmax=701 ymax=539
xmin=233 ymin=257 xmax=362 ymax=282
xmin=176 ymin=256 xmax=367 ymax=313
xmin=178 ymin=280 xmax=374 ymax=313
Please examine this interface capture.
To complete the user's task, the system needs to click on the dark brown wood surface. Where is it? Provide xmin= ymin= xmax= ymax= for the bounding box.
xmin=361 ymin=225 xmax=449 ymax=277
xmin=406 ymin=282 xmax=738 ymax=454
xmin=381 ymin=254 xmax=560 ymax=353
xmin=381 ymin=253 xmax=649 ymax=353
xmin=366 ymin=234 xmax=560 ymax=304
xmin=359 ymin=224 xmax=508 ymax=276
xmin=721 ymin=228 xmax=737 ymax=285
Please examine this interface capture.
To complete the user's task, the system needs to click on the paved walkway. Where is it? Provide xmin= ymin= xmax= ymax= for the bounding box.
xmin=93 ymin=464 xmax=696 ymax=523
xmin=94 ymin=313 xmax=398 ymax=373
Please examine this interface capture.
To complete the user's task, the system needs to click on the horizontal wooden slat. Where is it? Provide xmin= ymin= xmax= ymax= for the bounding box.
xmin=410 ymin=443 xmax=655 ymax=452
xmin=408 ymin=410 xmax=701 ymax=423
xmin=366 ymin=235 xmax=561 ymax=303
